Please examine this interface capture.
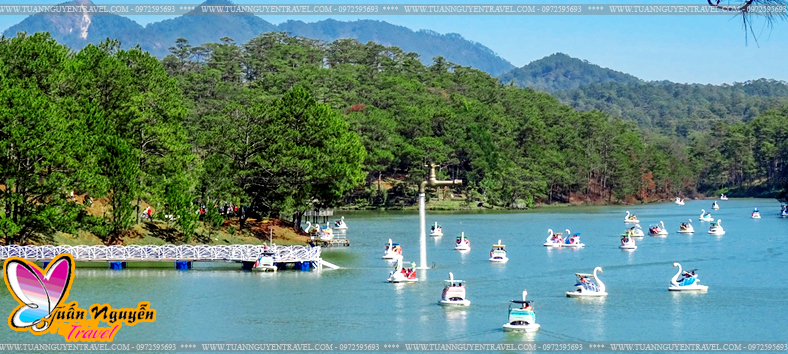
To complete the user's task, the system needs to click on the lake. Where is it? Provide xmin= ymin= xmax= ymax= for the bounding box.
xmin=0 ymin=198 xmax=786 ymax=343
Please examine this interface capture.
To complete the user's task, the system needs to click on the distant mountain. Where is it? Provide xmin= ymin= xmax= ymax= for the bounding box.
xmin=3 ymin=0 xmax=145 ymax=50
xmin=3 ymin=0 xmax=514 ymax=76
xmin=499 ymin=53 xmax=641 ymax=92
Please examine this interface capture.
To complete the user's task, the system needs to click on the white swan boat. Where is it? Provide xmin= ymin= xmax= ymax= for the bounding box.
xmin=699 ymin=209 xmax=714 ymax=222
xmin=619 ymin=234 xmax=637 ymax=250
xmin=677 ymin=219 xmax=694 ymax=234
xmin=720 ymin=194 xmax=728 ymax=200
xmin=782 ymin=205 xmax=788 ymax=218
xmin=712 ymin=201 xmax=720 ymax=210
xmin=648 ymin=221 xmax=669 ymax=236
xmin=624 ymin=211 xmax=639 ymax=223
xmin=430 ymin=222 xmax=443 ymax=237
xmin=438 ymin=272 xmax=470 ymax=306
xmin=543 ymin=229 xmax=564 ymax=247
xmin=708 ymin=220 xmax=725 ymax=235
xmin=751 ymin=208 xmax=761 ymax=219
xmin=561 ymin=231 xmax=585 ymax=248
xmin=382 ymin=239 xmax=403 ymax=260
xmin=668 ymin=262 xmax=708 ymax=292
xmin=252 ymin=251 xmax=277 ymax=272
xmin=308 ymin=222 xmax=334 ymax=241
xmin=674 ymin=197 xmax=685 ymax=206
xmin=566 ymin=267 xmax=607 ymax=297
xmin=502 ymin=290 xmax=540 ymax=332
xmin=489 ymin=241 xmax=508 ymax=262
xmin=387 ymin=258 xmax=418 ymax=283
xmin=333 ymin=216 xmax=348 ymax=230
xmin=455 ymin=232 xmax=471 ymax=251
xmin=624 ymin=225 xmax=644 ymax=237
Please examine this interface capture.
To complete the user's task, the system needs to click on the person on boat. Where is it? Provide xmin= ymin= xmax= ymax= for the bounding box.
xmin=621 ymin=236 xmax=628 ymax=245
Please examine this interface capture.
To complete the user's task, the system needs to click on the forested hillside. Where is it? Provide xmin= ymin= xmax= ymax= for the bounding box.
xmin=554 ymin=79 xmax=788 ymax=136
xmin=2 ymin=32 xmax=787 ymax=245
xmin=498 ymin=53 xmax=641 ymax=92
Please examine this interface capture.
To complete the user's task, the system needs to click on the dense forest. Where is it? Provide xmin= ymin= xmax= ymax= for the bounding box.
xmin=554 ymin=79 xmax=788 ymax=136
xmin=1 ymin=32 xmax=787 ymax=245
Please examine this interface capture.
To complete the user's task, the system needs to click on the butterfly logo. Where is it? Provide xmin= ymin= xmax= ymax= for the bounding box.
xmin=3 ymin=253 xmax=74 ymax=333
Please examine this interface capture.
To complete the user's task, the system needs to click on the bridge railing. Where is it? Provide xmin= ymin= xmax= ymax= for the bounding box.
xmin=0 ymin=244 xmax=321 ymax=262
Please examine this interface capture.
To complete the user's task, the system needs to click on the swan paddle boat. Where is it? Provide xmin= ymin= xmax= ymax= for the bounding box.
xmin=387 ymin=258 xmax=418 ymax=283
xmin=751 ymin=208 xmax=761 ymax=219
xmin=624 ymin=211 xmax=639 ymax=223
xmin=543 ymin=229 xmax=564 ymax=247
xmin=620 ymin=234 xmax=637 ymax=250
xmin=430 ymin=222 xmax=443 ymax=237
xmin=674 ymin=197 xmax=685 ymax=206
xmin=708 ymin=220 xmax=725 ymax=235
xmin=502 ymin=290 xmax=540 ymax=332
xmin=566 ymin=267 xmax=607 ymax=297
xmin=438 ymin=272 xmax=470 ymax=306
xmin=677 ymin=219 xmax=694 ymax=234
xmin=668 ymin=262 xmax=708 ymax=292
xmin=455 ymin=232 xmax=471 ymax=251
xmin=308 ymin=222 xmax=334 ymax=242
xmin=489 ymin=241 xmax=508 ymax=263
xmin=712 ymin=201 xmax=720 ymax=210
xmin=699 ymin=209 xmax=714 ymax=222
xmin=623 ymin=225 xmax=644 ymax=238
xmin=782 ymin=205 xmax=788 ymax=218
xmin=720 ymin=194 xmax=728 ymax=200
xmin=648 ymin=221 xmax=669 ymax=236
xmin=252 ymin=251 xmax=277 ymax=272
xmin=382 ymin=239 xmax=403 ymax=260
xmin=333 ymin=216 xmax=348 ymax=230
xmin=562 ymin=232 xmax=585 ymax=248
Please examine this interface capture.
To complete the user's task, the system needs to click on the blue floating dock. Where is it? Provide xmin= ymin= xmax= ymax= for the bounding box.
xmin=109 ymin=262 xmax=126 ymax=270
xmin=175 ymin=261 xmax=192 ymax=270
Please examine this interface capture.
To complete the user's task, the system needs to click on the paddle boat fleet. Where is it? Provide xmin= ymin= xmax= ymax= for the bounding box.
xmin=367 ymin=195 xmax=746 ymax=332
xmin=502 ymin=290 xmax=540 ymax=332
xmin=430 ymin=222 xmax=443 ymax=237
xmin=489 ymin=240 xmax=508 ymax=263
xmin=708 ymin=219 xmax=725 ymax=235
xmin=677 ymin=219 xmax=694 ymax=233
xmin=387 ymin=258 xmax=418 ymax=283
xmin=333 ymin=216 xmax=348 ymax=230
xmin=648 ymin=221 xmax=669 ymax=236
xmin=668 ymin=262 xmax=708 ymax=292
xmin=382 ymin=239 xmax=403 ymax=260
xmin=455 ymin=232 xmax=471 ymax=251
xmin=438 ymin=272 xmax=470 ymax=306
xmin=566 ymin=267 xmax=607 ymax=297
xmin=699 ymin=209 xmax=714 ymax=222
xmin=624 ymin=211 xmax=639 ymax=223
xmin=674 ymin=197 xmax=685 ymax=205
xmin=751 ymin=208 xmax=761 ymax=219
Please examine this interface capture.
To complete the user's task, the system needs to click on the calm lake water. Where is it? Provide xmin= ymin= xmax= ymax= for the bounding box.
xmin=1 ymin=199 xmax=786 ymax=343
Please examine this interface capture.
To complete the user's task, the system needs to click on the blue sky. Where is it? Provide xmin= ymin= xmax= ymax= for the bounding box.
xmin=1 ymin=0 xmax=786 ymax=84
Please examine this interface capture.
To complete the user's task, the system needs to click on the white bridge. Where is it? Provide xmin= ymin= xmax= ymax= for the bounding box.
xmin=0 ymin=244 xmax=321 ymax=263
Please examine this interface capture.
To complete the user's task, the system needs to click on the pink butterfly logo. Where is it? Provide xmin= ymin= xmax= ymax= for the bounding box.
xmin=3 ymin=253 xmax=74 ymax=332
